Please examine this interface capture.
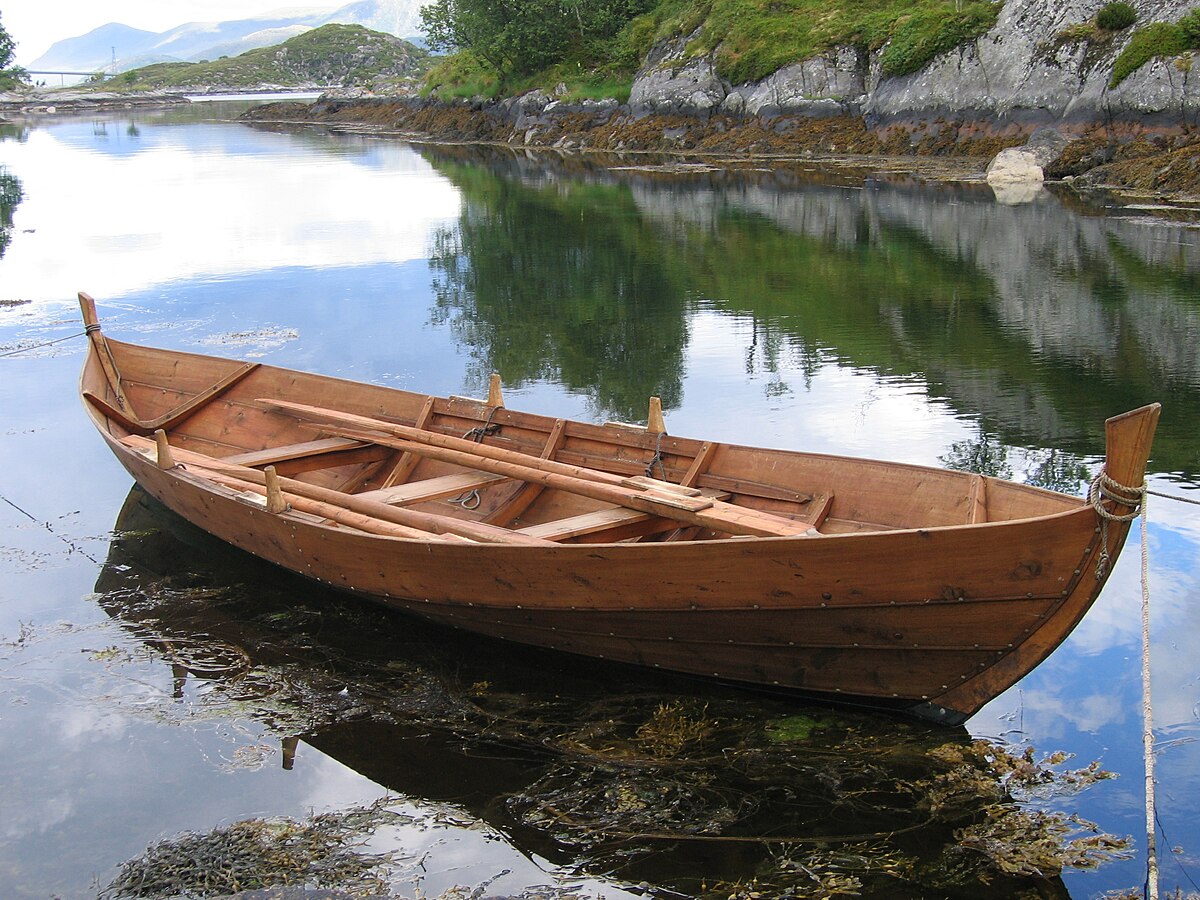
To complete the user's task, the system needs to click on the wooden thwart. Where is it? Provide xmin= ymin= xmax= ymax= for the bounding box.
xmin=260 ymin=399 xmax=814 ymax=538
xmin=357 ymin=471 xmax=508 ymax=506
xmin=224 ymin=437 xmax=369 ymax=468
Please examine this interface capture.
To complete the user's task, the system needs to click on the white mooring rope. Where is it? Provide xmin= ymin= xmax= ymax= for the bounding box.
xmin=1138 ymin=498 xmax=1158 ymax=900
xmin=1090 ymin=471 xmax=1157 ymax=899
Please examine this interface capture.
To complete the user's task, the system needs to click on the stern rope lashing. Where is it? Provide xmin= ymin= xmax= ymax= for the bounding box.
xmin=1088 ymin=471 xmax=1145 ymax=579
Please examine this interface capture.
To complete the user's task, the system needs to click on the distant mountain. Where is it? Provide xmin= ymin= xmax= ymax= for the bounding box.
xmin=30 ymin=0 xmax=425 ymax=75
xmin=31 ymin=22 xmax=161 ymax=73
xmin=89 ymin=24 xmax=429 ymax=92
xmin=312 ymin=0 xmax=424 ymax=39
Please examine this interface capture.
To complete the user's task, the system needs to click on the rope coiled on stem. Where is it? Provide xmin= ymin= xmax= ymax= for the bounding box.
xmin=1088 ymin=470 xmax=1146 ymax=579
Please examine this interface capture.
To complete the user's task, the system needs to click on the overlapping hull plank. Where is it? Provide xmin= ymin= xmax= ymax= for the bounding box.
xmin=77 ymin=294 xmax=1159 ymax=723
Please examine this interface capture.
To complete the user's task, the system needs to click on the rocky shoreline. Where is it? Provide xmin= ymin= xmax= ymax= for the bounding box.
xmin=239 ymin=95 xmax=1200 ymax=203
xmin=4 ymin=85 xmax=1197 ymax=205
xmin=0 ymin=90 xmax=192 ymax=117
xmin=0 ymin=86 xmax=330 ymax=119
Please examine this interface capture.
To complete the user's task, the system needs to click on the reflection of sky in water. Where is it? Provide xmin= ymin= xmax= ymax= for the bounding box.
xmin=0 ymin=119 xmax=459 ymax=303
xmin=1 ymin=111 xmax=1198 ymax=898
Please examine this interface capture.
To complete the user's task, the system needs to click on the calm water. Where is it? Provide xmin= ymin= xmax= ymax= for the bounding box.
xmin=1 ymin=103 xmax=1198 ymax=899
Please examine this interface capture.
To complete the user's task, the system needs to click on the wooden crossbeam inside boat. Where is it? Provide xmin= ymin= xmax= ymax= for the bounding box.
xmin=518 ymin=506 xmax=663 ymax=541
xmin=356 ymin=471 xmax=509 ymax=506
xmin=224 ymin=437 xmax=370 ymax=467
xmin=82 ymin=361 xmax=260 ymax=434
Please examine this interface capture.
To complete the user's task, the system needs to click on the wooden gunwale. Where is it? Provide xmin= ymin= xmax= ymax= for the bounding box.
xmin=116 ymin=412 xmax=1106 ymax=554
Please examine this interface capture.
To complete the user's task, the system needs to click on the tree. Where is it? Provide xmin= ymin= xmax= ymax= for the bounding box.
xmin=420 ymin=0 xmax=653 ymax=87
xmin=421 ymin=0 xmax=563 ymax=85
xmin=0 ymin=10 xmax=29 ymax=89
xmin=0 ymin=12 xmax=14 ymax=69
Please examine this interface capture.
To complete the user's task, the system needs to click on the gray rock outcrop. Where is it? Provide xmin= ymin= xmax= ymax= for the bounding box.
xmin=627 ymin=0 xmax=1200 ymax=127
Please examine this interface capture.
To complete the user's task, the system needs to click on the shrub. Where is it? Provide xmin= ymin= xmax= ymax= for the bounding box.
xmin=1180 ymin=9 xmax=1200 ymax=46
xmin=1096 ymin=2 xmax=1136 ymax=31
xmin=1110 ymin=22 xmax=1189 ymax=86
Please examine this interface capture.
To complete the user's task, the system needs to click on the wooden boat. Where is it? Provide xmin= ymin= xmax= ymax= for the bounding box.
xmin=77 ymin=293 xmax=1161 ymax=724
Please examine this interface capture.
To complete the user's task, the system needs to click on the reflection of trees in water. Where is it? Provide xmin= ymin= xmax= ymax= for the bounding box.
xmin=0 ymin=165 xmax=21 ymax=260
xmin=640 ymin=178 xmax=1200 ymax=474
xmin=941 ymin=435 xmax=1091 ymax=493
xmin=427 ymin=163 xmax=688 ymax=424
xmin=421 ymin=145 xmax=1199 ymax=474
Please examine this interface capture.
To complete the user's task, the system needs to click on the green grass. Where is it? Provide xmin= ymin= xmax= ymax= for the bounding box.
xmin=424 ymin=49 xmax=634 ymax=103
xmin=633 ymin=0 xmax=1000 ymax=86
xmin=422 ymin=51 xmax=501 ymax=99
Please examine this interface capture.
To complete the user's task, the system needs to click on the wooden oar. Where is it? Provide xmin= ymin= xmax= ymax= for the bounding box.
xmin=261 ymin=399 xmax=705 ymax=497
xmin=119 ymin=435 xmax=550 ymax=546
xmin=197 ymin=466 xmax=473 ymax=542
xmin=260 ymin=400 xmax=812 ymax=538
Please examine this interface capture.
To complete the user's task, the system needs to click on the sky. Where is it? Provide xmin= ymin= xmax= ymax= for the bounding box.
xmin=5 ymin=2 xmax=334 ymax=65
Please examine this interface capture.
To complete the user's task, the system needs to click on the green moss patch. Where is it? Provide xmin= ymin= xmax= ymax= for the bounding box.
xmin=1110 ymin=21 xmax=1194 ymax=86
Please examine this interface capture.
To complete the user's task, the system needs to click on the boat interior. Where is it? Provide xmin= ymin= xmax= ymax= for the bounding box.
xmin=85 ymin=329 xmax=1084 ymax=546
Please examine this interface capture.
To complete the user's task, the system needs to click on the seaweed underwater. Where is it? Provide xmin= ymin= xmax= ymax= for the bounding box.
xmin=90 ymin=487 xmax=1135 ymax=899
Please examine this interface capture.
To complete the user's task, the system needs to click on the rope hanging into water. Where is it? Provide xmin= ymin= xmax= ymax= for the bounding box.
xmin=1090 ymin=470 xmax=1157 ymax=900
xmin=0 ymin=490 xmax=100 ymax=565
xmin=1137 ymin=494 xmax=1159 ymax=900
xmin=0 ymin=328 xmax=89 ymax=358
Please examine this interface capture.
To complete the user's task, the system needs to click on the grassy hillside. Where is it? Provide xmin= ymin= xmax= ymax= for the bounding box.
xmin=629 ymin=0 xmax=1001 ymax=85
xmin=95 ymin=24 xmax=430 ymax=92
xmin=425 ymin=0 xmax=1000 ymax=101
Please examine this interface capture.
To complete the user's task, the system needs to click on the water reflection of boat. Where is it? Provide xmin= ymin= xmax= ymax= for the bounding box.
xmin=97 ymin=487 xmax=1079 ymax=899
xmin=78 ymin=293 xmax=1159 ymax=724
